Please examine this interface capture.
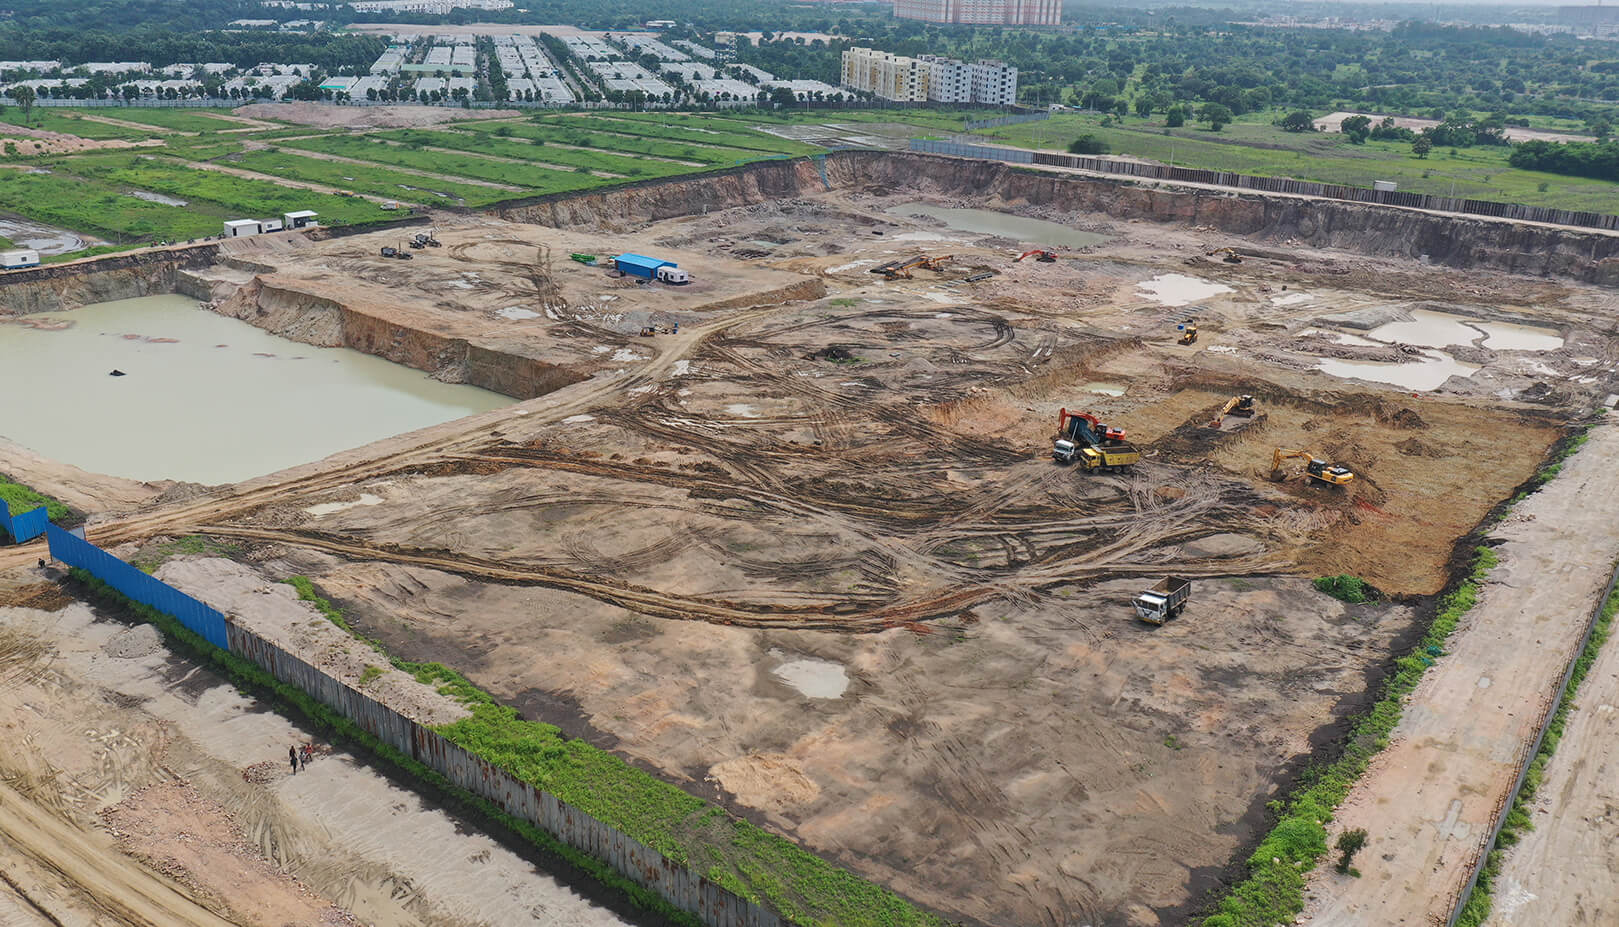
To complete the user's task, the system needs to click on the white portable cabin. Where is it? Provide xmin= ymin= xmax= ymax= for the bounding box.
xmin=655 ymin=266 xmax=690 ymax=285
xmin=223 ymin=219 xmax=262 ymax=237
xmin=0 ymin=249 xmax=40 ymax=269
xmin=283 ymin=210 xmax=318 ymax=229
xmin=260 ymin=218 xmax=285 ymax=232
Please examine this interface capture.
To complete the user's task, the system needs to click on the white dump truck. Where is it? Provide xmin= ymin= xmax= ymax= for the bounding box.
xmin=1133 ymin=577 xmax=1191 ymax=625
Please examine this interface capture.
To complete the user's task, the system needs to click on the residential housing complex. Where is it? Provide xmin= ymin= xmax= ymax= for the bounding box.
xmin=892 ymin=0 xmax=1061 ymax=26
xmin=840 ymin=46 xmax=1017 ymax=103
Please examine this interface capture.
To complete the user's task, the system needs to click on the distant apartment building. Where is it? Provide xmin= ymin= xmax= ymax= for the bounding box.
xmin=892 ymin=0 xmax=1060 ymax=26
xmin=840 ymin=47 xmax=930 ymax=102
xmin=841 ymin=46 xmax=1017 ymax=104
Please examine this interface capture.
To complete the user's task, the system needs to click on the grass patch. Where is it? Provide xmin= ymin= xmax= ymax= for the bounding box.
xmin=0 ymin=169 xmax=220 ymax=243
xmin=975 ymin=111 xmax=1619 ymax=215
xmin=359 ymin=664 xmax=384 ymax=687
xmin=280 ymin=577 xmax=944 ymax=926
xmin=63 ymin=152 xmax=384 ymax=226
xmin=514 ymin=118 xmax=767 ymax=165
xmin=557 ymin=113 xmax=822 ymax=155
xmin=1202 ymin=545 xmax=1499 ymax=926
xmin=227 ymin=150 xmax=507 ymax=207
xmin=0 ymin=109 xmax=159 ymax=140
xmin=83 ymin=108 xmax=244 ymax=133
xmin=1453 ymin=569 xmax=1619 ymax=925
xmin=1313 ymin=575 xmax=1377 ymax=604
xmin=131 ymin=535 xmax=239 ymax=574
xmin=280 ymin=134 xmax=601 ymax=194
xmin=65 ymin=568 xmax=700 ymax=926
xmin=0 ymin=479 xmax=70 ymax=522
xmin=382 ymin=128 xmax=696 ymax=178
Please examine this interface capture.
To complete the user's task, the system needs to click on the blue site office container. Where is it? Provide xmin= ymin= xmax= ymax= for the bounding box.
xmin=614 ymin=253 xmax=675 ymax=280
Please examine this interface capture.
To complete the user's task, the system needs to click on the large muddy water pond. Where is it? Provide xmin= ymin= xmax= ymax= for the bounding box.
xmin=0 ymin=295 xmax=509 ymax=484
xmin=884 ymin=202 xmax=1109 ymax=247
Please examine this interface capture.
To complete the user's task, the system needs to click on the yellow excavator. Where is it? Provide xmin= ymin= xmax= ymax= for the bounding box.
xmin=1209 ymin=394 xmax=1256 ymax=429
xmin=873 ymin=254 xmax=954 ymax=279
xmin=1271 ymin=448 xmax=1354 ymax=486
xmin=1206 ymin=247 xmax=1243 ymax=264
xmin=1178 ymin=318 xmax=1199 ymax=345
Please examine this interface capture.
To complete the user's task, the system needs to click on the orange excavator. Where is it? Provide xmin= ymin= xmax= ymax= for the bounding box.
xmin=1270 ymin=448 xmax=1354 ymax=486
xmin=1208 ymin=394 xmax=1256 ymax=429
xmin=1017 ymin=249 xmax=1058 ymax=263
xmin=1053 ymin=409 xmax=1140 ymax=471
xmin=872 ymin=254 xmax=954 ymax=279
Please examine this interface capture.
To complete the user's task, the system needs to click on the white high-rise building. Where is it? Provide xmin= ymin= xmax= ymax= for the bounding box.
xmin=842 ymin=48 xmax=1018 ymax=104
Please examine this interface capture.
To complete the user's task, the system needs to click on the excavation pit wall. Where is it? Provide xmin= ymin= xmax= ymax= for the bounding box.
xmin=493 ymin=150 xmax=1619 ymax=283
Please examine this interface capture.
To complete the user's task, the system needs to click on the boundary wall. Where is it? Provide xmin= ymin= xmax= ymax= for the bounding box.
xmin=0 ymin=499 xmax=48 ymax=543
xmin=964 ymin=111 xmax=1049 ymax=131
xmin=44 ymin=524 xmax=785 ymax=927
xmin=911 ymin=138 xmax=1619 ymax=233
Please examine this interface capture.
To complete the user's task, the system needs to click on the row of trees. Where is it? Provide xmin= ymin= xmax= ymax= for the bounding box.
xmin=1509 ymin=139 xmax=1619 ymax=182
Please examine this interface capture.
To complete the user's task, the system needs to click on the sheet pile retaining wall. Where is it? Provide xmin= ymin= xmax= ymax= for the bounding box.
xmin=44 ymin=525 xmax=784 ymax=927
xmin=0 ymin=499 xmax=48 ymax=543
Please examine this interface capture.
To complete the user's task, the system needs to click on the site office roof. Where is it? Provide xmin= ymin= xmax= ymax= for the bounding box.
xmin=613 ymin=253 xmax=676 ymax=272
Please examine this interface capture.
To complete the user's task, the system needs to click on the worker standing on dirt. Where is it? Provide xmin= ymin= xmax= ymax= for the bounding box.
xmin=301 ymin=744 xmax=313 ymax=769
xmin=289 ymin=746 xmax=299 ymax=775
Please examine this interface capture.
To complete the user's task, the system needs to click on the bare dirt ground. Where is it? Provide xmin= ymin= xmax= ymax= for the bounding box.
xmin=234 ymin=102 xmax=519 ymax=129
xmin=1299 ymin=422 xmax=1619 ymax=925
xmin=0 ymin=576 xmax=638 ymax=927
xmin=1 ymin=183 xmax=1615 ymax=926
xmin=1484 ymin=559 xmax=1619 ymax=926
xmin=1313 ymin=111 xmax=1596 ymax=144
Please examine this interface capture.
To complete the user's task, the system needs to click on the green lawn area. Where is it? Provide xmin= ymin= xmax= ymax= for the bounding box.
xmin=712 ymin=108 xmax=978 ymax=132
xmin=0 ymin=479 xmax=70 ymax=522
xmin=561 ymin=112 xmax=824 ymax=155
xmin=226 ymin=150 xmax=511 ymax=207
xmin=0 ymin=109 xmax=160 ymax=140
xmin=0 ymin=169 xmax=220 ymax=242
xmin=500 ymin=118 xmax=768 ymax=165
xmin=86 ymin=108 xmax=249 ymax=133
xmin=63 ymin=152 xmax=387 ymax=226
xmin=278 ymin=133 xmax=604 ymax=194
xmin=975 ymin=111 xmax=1619 ymax=214
xmin=382 ymin=128 xmax=699 ymax=178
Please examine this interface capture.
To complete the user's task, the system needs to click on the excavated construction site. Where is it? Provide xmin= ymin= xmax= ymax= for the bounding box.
xmin=2 ymin=150 xmax=1616 ymax=927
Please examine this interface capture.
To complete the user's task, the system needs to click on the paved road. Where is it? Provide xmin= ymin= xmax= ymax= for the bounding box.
xmin=1301 ymin=420 xmax=1619 ymax=925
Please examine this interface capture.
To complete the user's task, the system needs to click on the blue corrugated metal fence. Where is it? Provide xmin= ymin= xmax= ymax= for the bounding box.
xmin=46 ymin=524 xmax=230 ymax=649
xmin=0 ymin=498 xmax=49 ymax=543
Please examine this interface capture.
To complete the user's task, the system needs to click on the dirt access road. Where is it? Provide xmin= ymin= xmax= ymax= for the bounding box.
xmin=1301 ymin=419 xmax=1619 ymax=925
xmin=0 ymin=590 xmax=637 ymax=927
xmin=1488 ymin=579 xmax=1619 ymax=924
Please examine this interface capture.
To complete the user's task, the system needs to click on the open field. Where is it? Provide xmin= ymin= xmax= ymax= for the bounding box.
xmin=970 ymin=111 xmax=1619 ymax=214
xmin=1 ymin=149 xmax=1613 ymax=926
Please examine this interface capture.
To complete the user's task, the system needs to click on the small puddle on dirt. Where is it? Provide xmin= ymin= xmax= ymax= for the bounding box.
xmin=769 ymin=652 xmax=849 ymax=699
xmin=1136 ymin=274 xmax=1233 ymax=307
xmin=1366 ymin=308 xmax=1563 ymax=352
xmin=1301 ymin=328 xmax=1384 ymax=347
xmin=1081 ymin=381 xmax=1126 ymax=396
xmin=1317 ymin=350 xmax=1481 ymax=392
xmin=496 ymin=306 xmax=541 ymax=320
xmin=0 ymin=215 xmax=102 ymax=255
xmin=1472 ymin=319 xmax=1564 ymax=352
xmin=884 ymin=202 xmax=1109 ymax=247
xmin=127 ymin=190 xmax=188 ymax=207
xmin=305 ymin=493 xmax=383 ymax=516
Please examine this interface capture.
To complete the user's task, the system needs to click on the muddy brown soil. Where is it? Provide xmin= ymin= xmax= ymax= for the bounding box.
xmin=0 ymin=163 xmax=1613 ymax=926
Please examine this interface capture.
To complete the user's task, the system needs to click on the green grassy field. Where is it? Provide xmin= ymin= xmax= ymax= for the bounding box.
xmin=227 ymin=150 xmax=510 ymax=206
xmin=379 ymin=128 xmax=701 ymax=178
xmin=500 ymin=118 xmax=769 ymax=165
xmin=89 ymin=108 xmax=249 ymax=133
xmin=278 ymin=133 xmax=602 ymax=193
xmin=64 ymin=152 xmax=385 ymax=225
xmin=0 ymin=168 xmax=221 ymax=241
xmin=561 ymin=112 xmax=823 ymax=155
xmin=0 ymin=109 xmax=158 ymax=140
xmin=973 ymin=111 xmax=1619 ymax=213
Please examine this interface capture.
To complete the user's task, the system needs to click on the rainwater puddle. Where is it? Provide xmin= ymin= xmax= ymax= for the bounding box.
xmin=724 ymin=403 xmax=760 ymax=418
xmin=0 ymin=215 xmax=100 ymax=255
xmin=1301 ymin=328 xmax=1383 ymax=348
xmin=884 ymin=202 xmax=1109 ymax=247
xmin=305 ymin=493 xmax=383 ymax=516
xmin=1136 ymin=274 xmax=1232 ymax=307
xmin=769 ymin=653 xmax=850 ymax=699
xmin=1366 ymin=309 xmax=1563 ymax=352
xmin=497 ymin=306 xmax=541 ymax=320
xmin=1081 ymin=381 xmax=1126 ymax=396
xmin=891 ymin=230 xmax=958 ymax=242
xmin=1472 ymin=319 xmax=1564 ymax=352
xmin=128 ymin=189 xmax=187 ymax=207
xmin=1271 ymin=292 xmax=1314 ymax=306
xmin=1317 ymin=350 xmax=1480 ymax=392
xmin=0 ymin=295 xmax=508 ymax=483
